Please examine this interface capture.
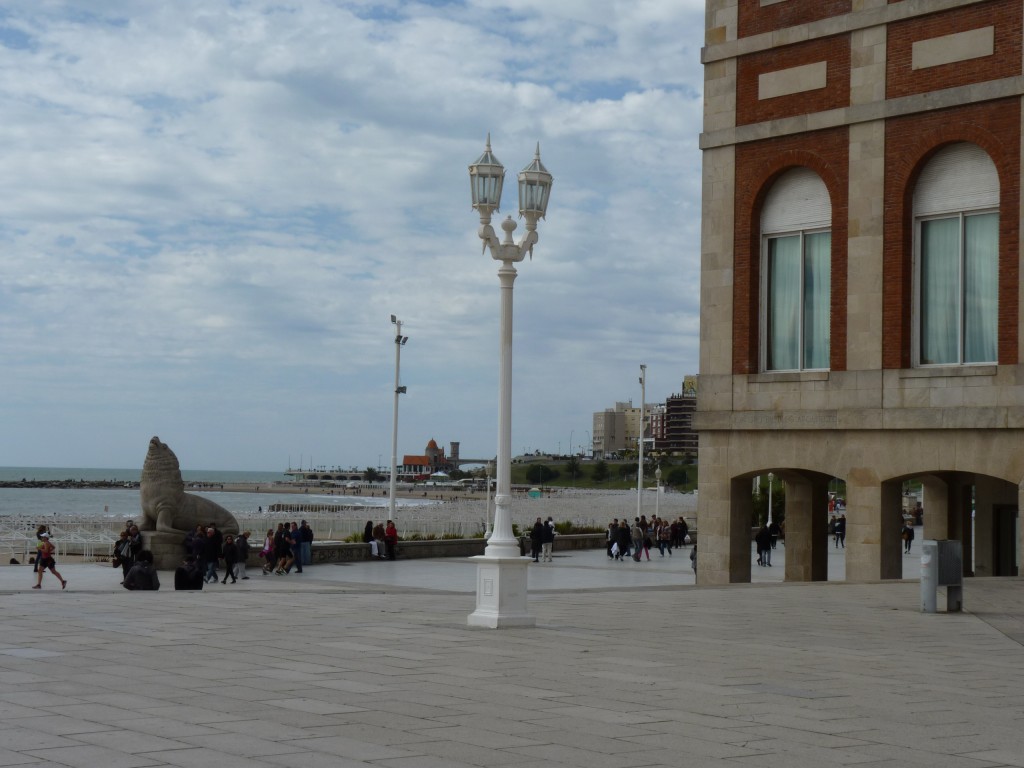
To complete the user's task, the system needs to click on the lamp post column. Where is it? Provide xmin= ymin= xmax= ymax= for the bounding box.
xmin=637 ymin=364 xmax=646 ymax=519
xmin=466 ymin=137 xmax=551 ymax=629
xmin=489 ymin=257 xmax=519 ymax=557
xmin=388 ymin=317 xmax=406 ymax=521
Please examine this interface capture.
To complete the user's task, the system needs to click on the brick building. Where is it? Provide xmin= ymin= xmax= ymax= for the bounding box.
xmin=697 ymin=0 xmax=1023 ymax=584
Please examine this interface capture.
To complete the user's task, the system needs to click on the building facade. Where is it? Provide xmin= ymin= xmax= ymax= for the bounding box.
xmin=697 ymin=0 xmax=1023 ymax=584
xmin=661 ymin=380 xmax=699 ymax=457
xmin=592 ymin=401 xmax=642 ymax=458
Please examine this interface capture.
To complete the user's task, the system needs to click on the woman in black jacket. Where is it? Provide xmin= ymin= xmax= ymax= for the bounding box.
xmin=221 ymin=534 xmax=239 ymax=584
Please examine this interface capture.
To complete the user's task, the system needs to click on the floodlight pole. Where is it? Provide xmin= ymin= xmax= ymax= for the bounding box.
xmin=637 ymin=364 xmax=647 ymax=519
xmin=388 ymin=316 xmax=407 ymax=521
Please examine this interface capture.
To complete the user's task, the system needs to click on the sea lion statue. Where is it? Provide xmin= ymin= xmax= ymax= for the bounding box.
xmin=139 ymin=436 xmax=239 ymax=535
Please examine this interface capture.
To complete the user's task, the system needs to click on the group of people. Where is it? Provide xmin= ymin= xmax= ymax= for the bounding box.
xmin=607 ymin=515 xmax=691 ymax=563
xmin=182 ymin=522 xmax=257 ymax=583
xmin=257 ymin=521 xmax=314 ymax=576
xmin=361 ymin=520 xmax=399 ymax=560
xmin=529 ymin=517 xmax=557 ymax=562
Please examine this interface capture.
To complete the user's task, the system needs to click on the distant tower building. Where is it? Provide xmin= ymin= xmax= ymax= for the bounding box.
xmin=450 ymin=441 xmax=460 ymax=468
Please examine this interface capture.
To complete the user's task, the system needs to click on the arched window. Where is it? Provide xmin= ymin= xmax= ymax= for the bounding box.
xmin=761 ymin=168 xmax=832 ymax=371
xmin=914 ymin=143 xmax=999 ymax=366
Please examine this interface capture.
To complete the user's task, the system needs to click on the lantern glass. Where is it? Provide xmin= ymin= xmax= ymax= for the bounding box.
xmin=518 ymin=144 xmax=552 ymax=218
xmin=468 ymin=136 xmax=505 ymax=211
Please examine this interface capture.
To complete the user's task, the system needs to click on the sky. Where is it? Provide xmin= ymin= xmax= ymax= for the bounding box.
xmin=0 ymin=0 xmax=706 ymax=472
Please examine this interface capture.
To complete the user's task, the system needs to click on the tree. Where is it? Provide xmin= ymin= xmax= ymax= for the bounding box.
xmin=666 ymin=467 xmax=689 ymax=489
xmin=526 ymin=464 xmax=558 ymax=484
xmin=752 ymin=478 xmax=786 ymax=526
xmin=565 ymin=456 xmax=580 ymax=484
xmin=592 ymin=460 xmax=609 ymax=483
xmin=364 ymin=467 xmax=382 ymax=482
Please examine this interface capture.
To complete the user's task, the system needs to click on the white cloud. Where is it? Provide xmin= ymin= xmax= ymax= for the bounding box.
xmin=0 ymin=0 xmax=707 ymax=469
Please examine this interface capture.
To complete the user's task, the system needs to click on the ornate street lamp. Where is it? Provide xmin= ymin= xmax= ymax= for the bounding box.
xmin=467 ymin=135 xmax=552 ymax=628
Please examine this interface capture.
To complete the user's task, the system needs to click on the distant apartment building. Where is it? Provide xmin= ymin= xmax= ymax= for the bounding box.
xmin=660 ymin=376 xmax=698 ymax=457
xmin=592 ymin=401 xmax=643 ymax=458
xmin=592 ymin=379 xmax=698 ymax=459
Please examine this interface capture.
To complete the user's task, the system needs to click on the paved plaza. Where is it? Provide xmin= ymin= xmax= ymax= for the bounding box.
xmin=1 ymin=545 xmax=1023 ymax=767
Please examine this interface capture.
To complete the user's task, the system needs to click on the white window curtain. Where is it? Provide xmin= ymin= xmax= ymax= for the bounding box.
xmin=803 ymin=232 xmax=831 ymax=369
xmin=761 ymin=168 xmax=832 ymax=372
xmin=915 ymin=143 xmax=998 ymax=366
xmin=964 ymin=212 xmax=998 ymax=363
xmin=767 ymin=236 xmax=800 ymax=370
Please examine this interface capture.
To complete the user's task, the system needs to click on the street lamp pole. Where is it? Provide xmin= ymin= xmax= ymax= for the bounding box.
xmin=637 ymin=364 xmax=646 ymax=519
xmin=655 ymin=466 xmax=662 ymax=521
xmin=388 ymin=315 xmax=408 ymax=521
xmin=484 ymin=461 xmax=494 ymax=539
xmin=466 ymin=135 xmax=552 ymax=629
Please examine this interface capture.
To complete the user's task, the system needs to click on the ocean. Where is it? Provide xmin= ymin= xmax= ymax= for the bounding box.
xmin=0 ymin=466 xmax=287 ymax=484
xmin=0 ymin=467 xmax=425 ymax=527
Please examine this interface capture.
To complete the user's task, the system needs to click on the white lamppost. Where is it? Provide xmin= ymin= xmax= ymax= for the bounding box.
xmin=466 ymin=135 xmax=552 ymax=629
xmin=655 ymin=466 xmax=662 ymax=521
xmin=637 ymin=364 xmax=647 ymax=519
xmin=388 ymin=315 xmax=408 ymax=521
xmin=484 ymin=461 xmax=494 ymax=539
xmin=767 ymin=471 xmax=774 ymax=527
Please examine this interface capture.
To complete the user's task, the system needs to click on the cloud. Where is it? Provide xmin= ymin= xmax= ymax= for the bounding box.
xmin=0 ymin=0 xmax=706 ymax=469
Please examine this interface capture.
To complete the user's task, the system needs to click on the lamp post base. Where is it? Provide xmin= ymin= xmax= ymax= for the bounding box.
xmin=467 ymin=555 xmax=535 ymax=628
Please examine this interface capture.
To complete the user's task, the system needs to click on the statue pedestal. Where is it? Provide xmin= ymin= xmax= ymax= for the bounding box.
xmin=142 ymin=532 xmax=185 ymax=571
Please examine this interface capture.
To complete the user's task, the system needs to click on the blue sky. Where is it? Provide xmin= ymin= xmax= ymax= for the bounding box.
xmin=0 ymin=0 xmax=706 ymax=471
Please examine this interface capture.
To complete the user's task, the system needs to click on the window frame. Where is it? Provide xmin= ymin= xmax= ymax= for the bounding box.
xmin=912 ymin=207 xmax=999 ymax=367
xmin=760 ymin=226 xmax=832 ymax=373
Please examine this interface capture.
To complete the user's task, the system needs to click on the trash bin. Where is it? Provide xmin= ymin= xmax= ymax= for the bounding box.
xmin=921 ymin=539 xmax=963 ymax=613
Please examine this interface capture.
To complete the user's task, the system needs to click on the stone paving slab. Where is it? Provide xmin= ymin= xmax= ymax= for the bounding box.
xmin=0 ymin=550 xmax=1021 ymax=767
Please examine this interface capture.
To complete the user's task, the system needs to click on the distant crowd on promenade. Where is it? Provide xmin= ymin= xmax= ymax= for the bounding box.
xmin=606 ymin=515 xmax=695 ymax=571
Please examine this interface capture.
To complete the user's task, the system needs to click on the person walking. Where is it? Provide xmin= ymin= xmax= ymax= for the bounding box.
xmin=260 ymin=528 xmax=277 ymax=574
xmin=632 ymin=518 xmax=649 ymax=561
xmin=202 ymin=527 xmax=221 ymax=583
xmin=607 ymin=519 xmax=619 ymax=558
xmin=286 ymin=522 xmax=303 ymax=574
xmin=616 ymin=519 xmax=632 ymax=561
xmin=755 ymin=524 xmax=772 ymax=566
xmin=299 ymin=520 xmax=314 ymax=566
xmin=234 ymin=531 xmax=251 ymax=580
xmin=901 ymin=522 xmax=915 ymax=554
xmin=530 ymin=517 xmax=544 ymax=562
xmin=221 ymin=534 xmax=239 ymax=584
xmin=274 ymin=523 xmax=293 ymax=574
xmin=690 ymin=543 xmax=697 ymax=574
xmin=541 ymin=517 xmax=556 ymax=562
xmin=657 ymin=518 xmax=672 ymax=556
xmin=33 ymin=533 xmax=67 ymax=590
xmin=835 ymin=514 xmax=847 ymax=548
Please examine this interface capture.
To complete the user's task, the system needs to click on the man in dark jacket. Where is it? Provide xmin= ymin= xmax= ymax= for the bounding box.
xmin=202 ymin=527 xmax=221 ymax=583
xmin=123 ymin=550 xmax=160 ymax=590
xmin=529 ymin=518 xmax=544 ymax=562
xmin=174 ymin=555 xmax=204 ymax=590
